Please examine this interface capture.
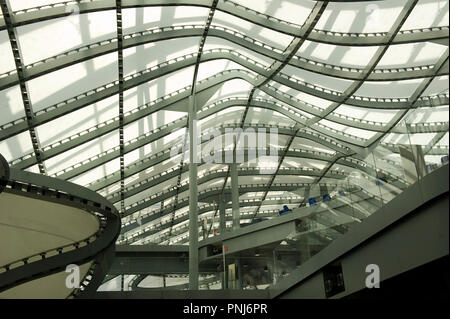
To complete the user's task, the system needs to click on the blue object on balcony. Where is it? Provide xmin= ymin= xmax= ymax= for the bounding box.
xmin=441 ymin=155 xmax=449 ymax=164
xmin=322 ymin=194 xmax=331 ymax=202
xmin=279 ymin=205 xmax=292 ymax=215
xmin=308 ymin=197 xmax=317 ymax=206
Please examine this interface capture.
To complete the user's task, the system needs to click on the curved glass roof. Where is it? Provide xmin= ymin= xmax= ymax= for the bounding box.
xmin=0 ymin=0 xmax=448 ymax=245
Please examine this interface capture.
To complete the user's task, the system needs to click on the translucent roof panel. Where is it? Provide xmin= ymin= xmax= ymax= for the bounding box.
xmin=122 ymin=7 xmax=210 ymax=34
xmin=377 ymin=42 xmax=448 ymax=68
xmin=281 ymin=64 xmax=354 ymax=93
xmin=200 ymin=106 xmax=245 ymax=128
xmin=230 ymin=0 xmax=316 ymax=26
xmin=196 ymin=60 xmax=256 ymax=83
xmin=236 ymin=175 xmax=271 ymax=186
xmin=123 ymin=37 xmax=201 ymax=77
xmin=354 ymin=79 xmax=425 ymax=98
xmin=123 ymin=66 xmax=195 ymax=113
xmin=421 ymin=76 xmax=449 ymax=96
xmin=296 ymin=41 xmax=379 ymax=69
xmin=211 ymin=10 xmax=294 ymax=51
xmin=45 ymin=131 xmax=119 ymax=175
xmin=202 ymin=37 xmax=275 ymax=67
xmin=28 ymin=53 xmax=118 ymax=112
xmin=401 ymin=0 xmax=449 ymax=30
xmin=265 ymin=80 xmax=334 ymax=110
xmin=244 ymin=108 xmax=296 ymax=127
xmin=198 ymin=177 xmax=225 ymax=192
xmin=318 ymin=119 xmax=377 ymax=140
xmin=333 ymin=105 xmax=399 ymax=124
xmin=0 ymin=85 xmax=26 ymax=127
xmin=281 ymin=157 xmax=329 ymax=170
xmin=9 ymin=0 xmax=69 ymax=12
xmin=404 ymin=105 xmax=449 ymax=124
xmin=315 ymin=1 xmax=405 ymax=33
xmin=37 ymin=95 xmax=119 ymax=146
xmin=0 ymin=132 xmax=34 ymax=162
xmin=16 ymin=11 xmax=117 ymax=65
xmin=125 ymin=110 xmax=186 ymax=141
xmin=69 ymin=159 xmax=121 ymax=186
xmin=0 ymin=0 xmax=447 ymax=247
xmin=204 ymin=79 xmax=253 ymax=105
xmin=0 ymin=30 xmax=15 ymax=74
xmin=290 ymin=137 xmax=335 ymax=154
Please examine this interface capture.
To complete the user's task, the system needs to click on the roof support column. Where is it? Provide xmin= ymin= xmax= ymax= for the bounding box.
xmin=219 ymin=194 xmax=226 ymax=234
xmin=231 ymin=161 xmax=240 ymax=231
xmin=188 ymin=94 xmax=199 ymax=290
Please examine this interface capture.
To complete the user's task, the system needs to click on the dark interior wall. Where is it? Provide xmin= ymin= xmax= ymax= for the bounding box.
xmin=344 ymin=255 xmax=449 ymax=299
xmin=277 ymin=191 xmax=449 ymax=299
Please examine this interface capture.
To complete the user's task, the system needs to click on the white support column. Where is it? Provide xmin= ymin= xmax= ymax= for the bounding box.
xmin=219 ymin=195 xmax=226 ymax=234
xmin=231 ymin=161 xmax=240 ymax=231
xmin=188 ymin=95 xmax=199 ymax=290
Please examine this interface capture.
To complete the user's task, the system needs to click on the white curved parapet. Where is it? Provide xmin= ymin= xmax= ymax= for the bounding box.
xmin=0 ymin=162 xmax=121 ymax=299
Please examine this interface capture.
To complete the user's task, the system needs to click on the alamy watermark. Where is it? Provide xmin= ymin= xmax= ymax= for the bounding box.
xmin=65 ymin=264 xmax=80 ymax=289
xmin=170 ymin=120 xmax=279 ymax=174
xmin=365 ymin=264 xmax=380 ymax=289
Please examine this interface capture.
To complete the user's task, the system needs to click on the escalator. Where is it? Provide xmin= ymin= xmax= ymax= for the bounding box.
xmin=270 ymin=164 xmax=449 ymax=298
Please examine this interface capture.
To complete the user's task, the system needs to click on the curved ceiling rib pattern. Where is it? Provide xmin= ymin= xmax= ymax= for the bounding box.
xmin=0 ymin=0 xmax=448 ymax=245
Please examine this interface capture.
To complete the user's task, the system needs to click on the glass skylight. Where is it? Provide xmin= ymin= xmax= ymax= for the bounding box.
xmin=0 ymin=0 xmax=448 ymax=246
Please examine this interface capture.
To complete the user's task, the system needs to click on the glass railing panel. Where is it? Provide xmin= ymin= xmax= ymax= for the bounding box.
xmin=403 ymin=105 xmax=449 ymax=177
xmin=271 ymin=225 xmax=343 ymax=283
